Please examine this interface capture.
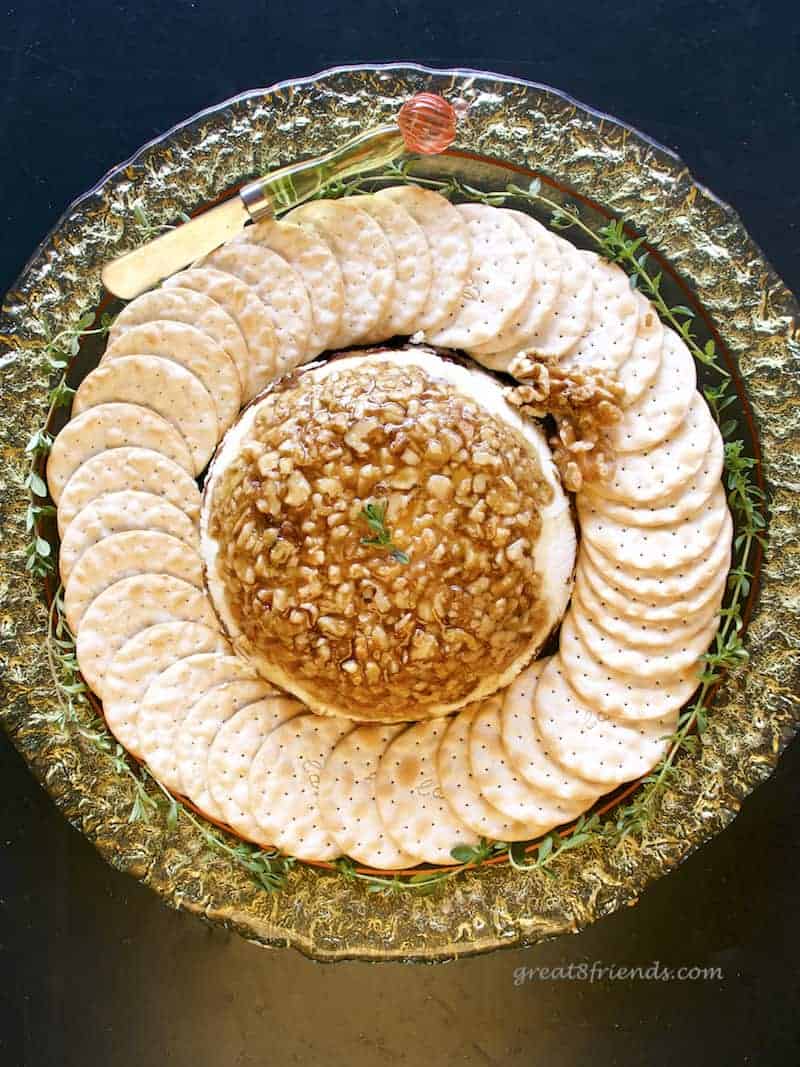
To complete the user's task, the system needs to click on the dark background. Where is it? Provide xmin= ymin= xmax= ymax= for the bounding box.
xmin=1 ymin=2 xmax=799 ymax=1064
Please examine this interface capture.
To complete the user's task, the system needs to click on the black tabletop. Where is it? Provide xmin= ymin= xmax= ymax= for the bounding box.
xmin=2 ymin=3 xmax=799 ymax=1065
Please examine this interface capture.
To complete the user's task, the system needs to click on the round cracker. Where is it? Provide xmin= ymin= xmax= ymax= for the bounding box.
xmin=610 ymin=329 xmax=696 ymax=452
xmin=577 ymin=483 xmax=728 ymax=573
xmin=535 ymin=656 xmax=677 ymax=785
xmin=356 ymin=194 xmax=433 ymax=339
xmin=72 ymin=355 xmax=217 ymax=474
xmin=207 ymin=696 xmax=305 ymax=844
xmin=583 ymin=509 xmax=733 ymax=601
xmin=108 ymin=286 xmax=249 ymax=394
xmin=177 ymin=678 xmax=276 ymax=819
xmin=286 ymin=199 xmax=395 ymax=348
xmin=591 ymin=392 xmax=714 ymax=504
xmin=247 ymin=713 xmax=353 ymax=861
xmin=59 ymin=488 xmax=200 ymax=583
xmin=615 ymin=291 xmax=664 ymax=406
xmin=64 ymin=530 xmax=203 ymax=633
xmin=138 ymin=652 xmax=259 ymax=792
xmin=57 ymin=445 xmax=201 ymax=538
xmin=539 ymin=653 xmax=678 ymax=781
xmin=470 ymin=214 xmax=566 ymax=362
xmin=235 ymin=217 xmax=344 ymax=355
xmin=582 ymin=421 xmax=724 ymax=527
xmin=426 ymin=204 xmax=537 ymax=350
xmin=579 ymin=548 xmax=729 ymax=625
xmin=570 ymin=601 xmax=721 ymax=680
xmin=375 ymin=719 xmax=479 ymax=865
xmin=201 ymin=242 xmax=311 ymax=378
xmin=317 ymin=724 xmax=418 ymax=869
xmin=500 ymin=659 xmax=606 ymax=799
xmin=102 ymin=319 xmax=241 ymax=431
xmin=376 ymin=186 xmax=472 ymax=334
xmin=46 ymin=402 xmax=193 ymax=504
xmin=103 ymin=621 xmax=230 ymax=756
xmin=162 ymin=268 xmax=277 ymax=401
xmin=508 ymin=231 xmax=590 ymax=359
xmin=561 ymin=252 xmax=639 ymax=372
xmin=469 ymin=697 xmax=589 ymax=826
xmin=438 ymin=700 xmax=546 ymax=841
xmin=573 ymin=566 xmax=721 ymax=651
xmin=76 ymin=574 xmax=220 ymax=700
xmin=558 ymin=611 xmax=701 ymax=721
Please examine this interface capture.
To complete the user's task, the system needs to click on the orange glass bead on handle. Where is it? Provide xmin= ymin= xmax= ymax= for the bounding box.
xmin=398 ymin=93 xmax=459 ymax=154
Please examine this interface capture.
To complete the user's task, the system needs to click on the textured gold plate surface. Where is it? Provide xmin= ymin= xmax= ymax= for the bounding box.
xmin=1 ymin=64 xmax=798 ymax=962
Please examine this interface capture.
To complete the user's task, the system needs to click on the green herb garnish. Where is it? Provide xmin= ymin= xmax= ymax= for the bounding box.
xmin=359 ymin=499 xmax=409 ymax=563
xmin=131 ymin=199 xmax=191 ymax=241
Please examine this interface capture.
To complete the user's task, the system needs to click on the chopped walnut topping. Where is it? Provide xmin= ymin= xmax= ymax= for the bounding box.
xmin=208 ymin=359 xmax=553 ymax=719
xmin=506 ymin=352 xmax=624 ymax=491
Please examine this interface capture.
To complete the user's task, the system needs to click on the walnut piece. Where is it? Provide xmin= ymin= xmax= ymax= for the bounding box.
xmin=506 ymin=352 xmax=624 ymax=490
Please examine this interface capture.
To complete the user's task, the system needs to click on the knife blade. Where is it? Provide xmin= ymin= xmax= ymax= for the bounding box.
xmin=101 ymin=195 xmax=251 ymax=300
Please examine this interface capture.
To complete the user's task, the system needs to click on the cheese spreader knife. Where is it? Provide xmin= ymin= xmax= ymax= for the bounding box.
xmin=102 ymin=93 xmax=459 ymax=300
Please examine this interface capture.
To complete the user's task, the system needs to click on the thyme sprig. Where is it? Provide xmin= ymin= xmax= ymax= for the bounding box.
xmin=592 ymin=218 xmax=724 ymax=371
xmin=359 ymin=499 xmax=410 ymax=564
xmin=507 ymin=814 xmax=607 ymax=873
xmin=335 ymin=838 xmax=508 ymax=896
xmin=131 ymin=199 xmax=191 ymax=241
xmin=145 ymin=773 xmax=296 ymax=891
xmin=23 ymin=310 xmax=114 ymax=577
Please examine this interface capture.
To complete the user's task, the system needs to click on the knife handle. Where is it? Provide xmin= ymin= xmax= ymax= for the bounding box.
xmin=239 ymin=92 xmax=459 ymax=221
xmin=239 ymin=125 xmax=405 ymax=222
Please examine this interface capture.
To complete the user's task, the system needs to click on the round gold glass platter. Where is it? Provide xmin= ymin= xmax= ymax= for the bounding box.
xmin=1 ymin=63 xmax=798 ymax=963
